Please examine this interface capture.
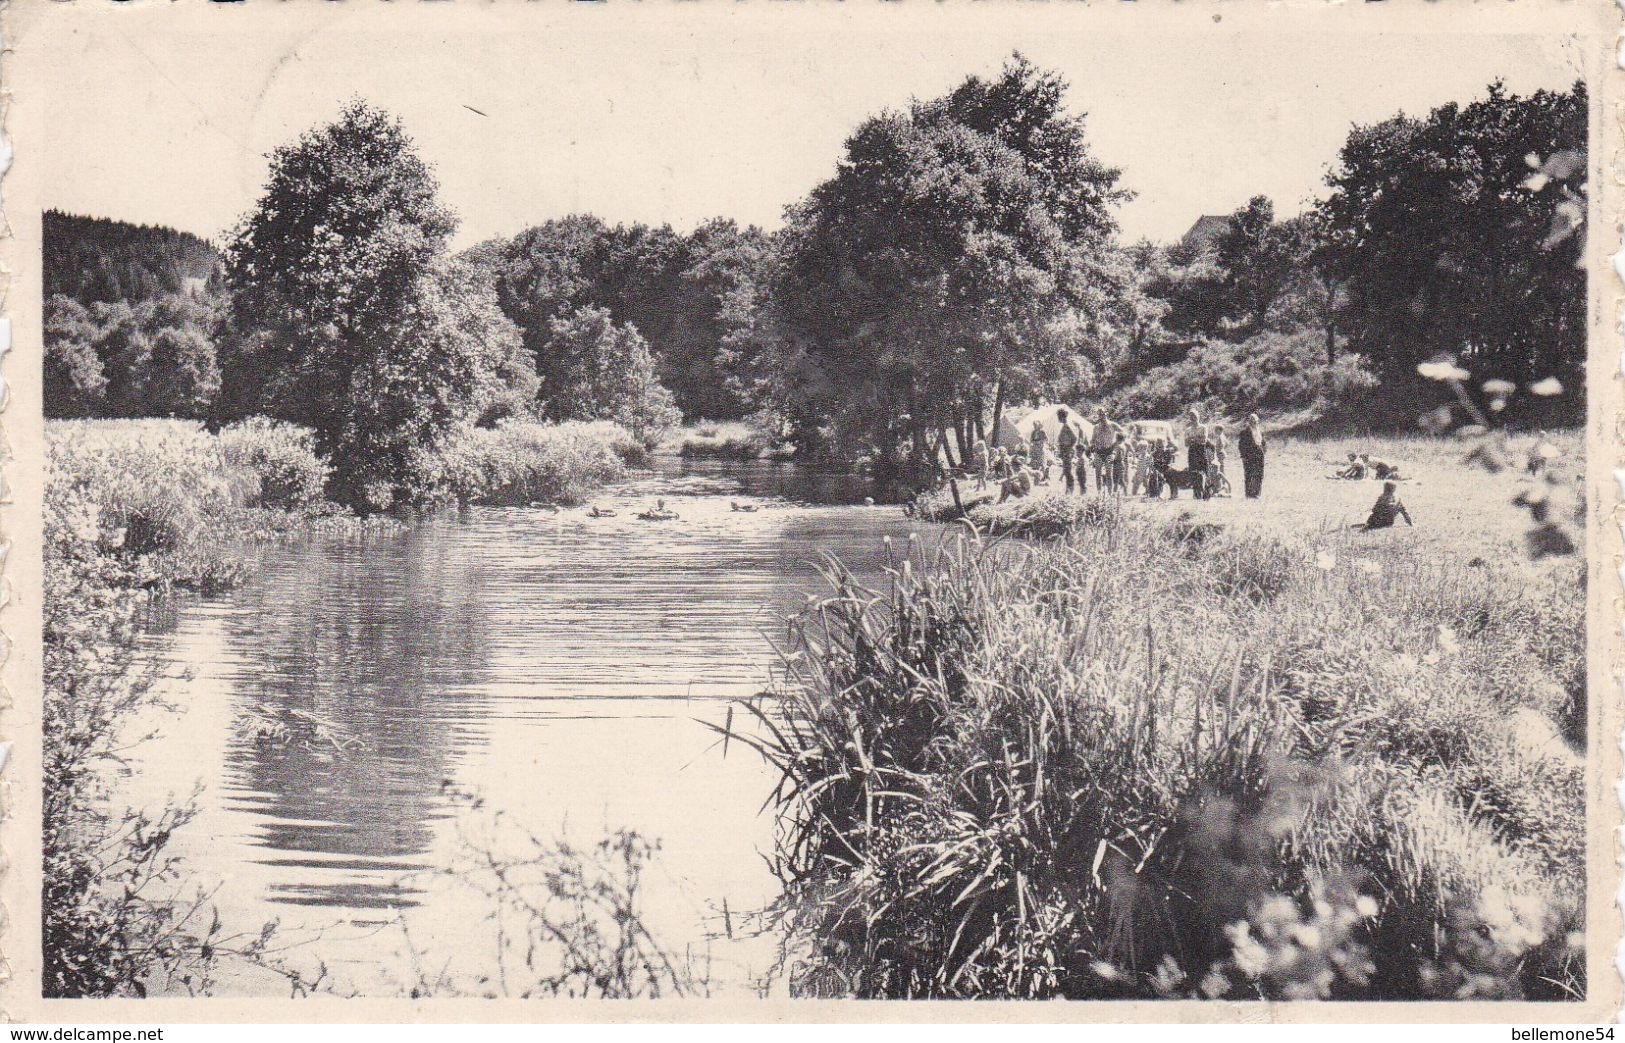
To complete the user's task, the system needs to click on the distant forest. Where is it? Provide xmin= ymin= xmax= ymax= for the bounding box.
xmin=44 ymin=210 xmax=222 ymax=305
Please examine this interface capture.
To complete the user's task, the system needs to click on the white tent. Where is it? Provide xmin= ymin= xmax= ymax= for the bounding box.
xmin=993 ymin=403 xmax=1092 ymax=452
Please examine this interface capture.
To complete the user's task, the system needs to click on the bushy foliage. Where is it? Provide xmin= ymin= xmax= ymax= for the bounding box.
xmin=43 ymin=421 xmax=292 ymax=996
xmin=745 ymin=516 xmax=1584 ymax=1000
xmin=1100 ymin=329 xmax=1376 ymax=422
xmin=675 ymin=420 xmax=772 ymax=461
xmin=536 ymin=306 xmax=681 ymax=449
xmin=44 ymin=292 xmax=224 ymax=420
xmin=433 ymin=420 xmax=633 ymax=507
xmin=217 ymin=418 xmax=332 ymax=511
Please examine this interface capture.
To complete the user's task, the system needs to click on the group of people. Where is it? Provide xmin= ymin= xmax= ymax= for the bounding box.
xmin=973 ymin=405 xmax=1269 ymax=504
xmin=1329 ymin=452 xmax=1405 ymax=482
xmin=953 ymin=402 xmax=1425 ymax=533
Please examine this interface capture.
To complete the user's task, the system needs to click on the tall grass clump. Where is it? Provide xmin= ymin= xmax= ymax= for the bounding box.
xmin=434 ymin=420 xmax=635 ymax=506
xmin=745 ymin=515 xmax=1584 ymax=1000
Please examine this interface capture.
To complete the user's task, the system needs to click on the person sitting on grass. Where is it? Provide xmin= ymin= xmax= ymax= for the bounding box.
xmin=998 ymin=464 xmax=1035 ymax=504
xmin=1369 ymin=457 xmax=1404 ymax=481
xmin=1528 ymin=431 xmax=1560 ymax=475
xmin=1357 ymin=481 xmax=1413 ymax=530
xmin=1331 ymin=452 xmax=1367 ymax=480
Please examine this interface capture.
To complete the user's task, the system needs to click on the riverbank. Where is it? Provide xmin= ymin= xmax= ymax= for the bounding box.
xmin=42 ymin=415 xmax=644 ymax=997
xmin=663 ymin=420 xmax=793 ymax=462
xmin=762 ymin=431 xmax=1586 ymax=1000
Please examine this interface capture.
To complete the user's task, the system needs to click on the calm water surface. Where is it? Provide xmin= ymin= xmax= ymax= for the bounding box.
xmin=124 ymin=458 xmax=940 ymax=996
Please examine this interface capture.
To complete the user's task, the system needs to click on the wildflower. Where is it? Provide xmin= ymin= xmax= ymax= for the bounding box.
xmin=1355 ymin=895 xmax=1379 ymax=918
xmin=1482 ymin=379 xmax=1516 ymax=396
xmin=1529 ymin=377 xmax=1564 ymax=396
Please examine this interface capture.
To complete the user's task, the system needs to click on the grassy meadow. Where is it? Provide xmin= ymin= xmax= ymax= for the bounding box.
xmin=751 ymin=428 xmax=1586 ymax=1000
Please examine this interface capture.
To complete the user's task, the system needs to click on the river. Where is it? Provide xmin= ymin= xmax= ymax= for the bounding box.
xmin=120 ymin=457 xmax=941 ymax=998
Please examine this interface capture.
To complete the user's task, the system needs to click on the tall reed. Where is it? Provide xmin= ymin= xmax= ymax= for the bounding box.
xmin=739 ymin=514 xmax=1584 ymax=999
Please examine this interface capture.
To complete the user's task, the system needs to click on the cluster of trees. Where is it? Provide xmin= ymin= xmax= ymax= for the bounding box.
xmin=43 ymin=106 xmax=715 ymax=509
xmin=44 ymin=64 xmax=1589 ymax=495
xmin=1118 ymin=80 xmax=1587 ymax=424
xmin=44 ymin=214 xmax=228 ymax=421
xmin=44 ymin=211 xmax=220 ymax=305
xmin=472 ymin=215 xmax=775 ymax=421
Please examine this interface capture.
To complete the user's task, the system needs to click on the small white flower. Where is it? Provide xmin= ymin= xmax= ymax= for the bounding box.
xmin=1529 ymin=377 xmax=1564 ymax=397
xmin=1314 ymin=550 xmax=1337 ymax=571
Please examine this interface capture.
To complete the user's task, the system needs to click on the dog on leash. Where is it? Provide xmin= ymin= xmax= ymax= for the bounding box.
xmin=1155 ymin=462 xmax=1208 ymax=500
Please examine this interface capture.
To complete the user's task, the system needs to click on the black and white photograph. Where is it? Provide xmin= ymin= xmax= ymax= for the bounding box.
xmin=3 ymin=0 xmax=1619 ymax=1023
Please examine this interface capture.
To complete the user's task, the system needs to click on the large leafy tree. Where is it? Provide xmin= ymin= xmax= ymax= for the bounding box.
xmin=1316 ymin=80 xmax=1587 ymax=405
xmin=769 ymin=55 xmax=1126 ymax=472
xmin=669 ymin=219 xmax=777 ymax=419
xmin=221 ymin=101 xmax=498 ymax=507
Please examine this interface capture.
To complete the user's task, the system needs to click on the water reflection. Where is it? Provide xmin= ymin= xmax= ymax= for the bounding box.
xmin=129 ymin=458 xmax=935 ymax=991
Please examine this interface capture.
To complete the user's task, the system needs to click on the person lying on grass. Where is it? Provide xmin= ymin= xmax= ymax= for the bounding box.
xmin=1357 ymin=481 xmax=1414 ymax=530
xmin=1360 ymin=453 xmax=1408 ymax=481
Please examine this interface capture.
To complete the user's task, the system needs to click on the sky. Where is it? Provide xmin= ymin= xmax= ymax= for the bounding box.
xmin=36 ymin=5 xmax=1591 ymax=250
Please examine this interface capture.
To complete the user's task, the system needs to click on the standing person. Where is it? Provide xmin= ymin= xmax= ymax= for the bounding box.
xmin=1090 ymin=409 xmax=1116 ymax=491
xmin=1209 ymin=424 xmax=1233 ymax=497
xmin=1184 ymin=408 xmax=1211 ymax=500
xmin=1239 ymin=413 xmax=1266 ymax=499
xmin=1029 ymin=423 xmax=1049 ymax=484
xmin=1055 ymin=408 xmax=1079 ymax=494
xmin=971 ymin=435 xmax=989 ymax=490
